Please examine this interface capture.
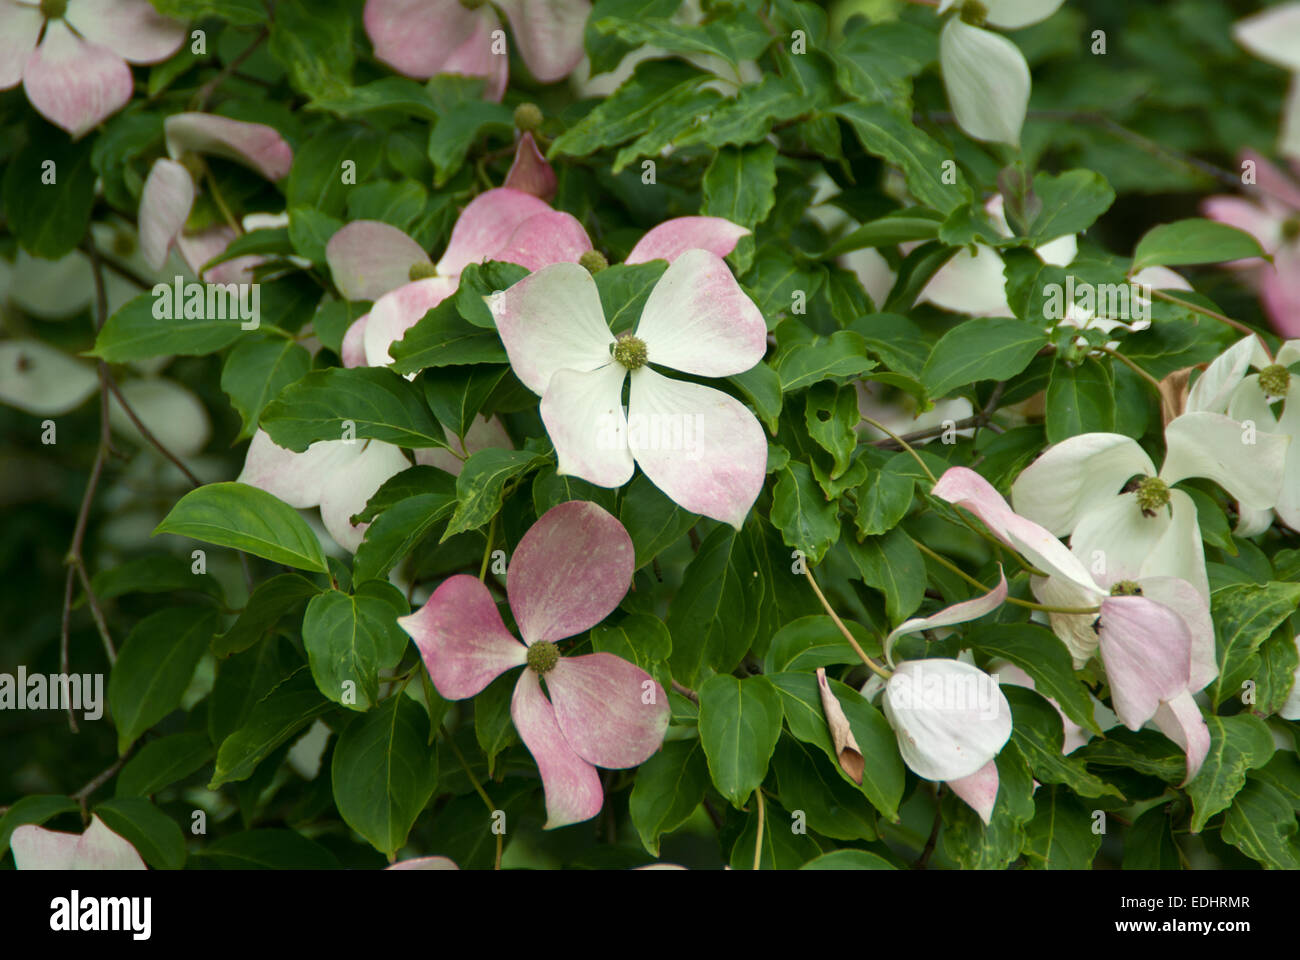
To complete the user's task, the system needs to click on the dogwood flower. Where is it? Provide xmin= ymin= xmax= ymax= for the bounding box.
xmin=1009 ymin=413 xmax=1289 ymax=602
xmin=1202 ymin=150 xmax=1300 ymax=338
xmin=10 ymin=815 xmax=146 ymax=869
xmin=0 ymin=0 xmax=185 ymax=138
xmin=1187 ymin=335 xmax=1300 ymax=532
xmin=399 ymin=500 xmax=669 ymax=828
xmin=489 ymin=249 xmax=768 ymax=527
xmin=364 ymin=0 xmax=591 ymax=101
xmin=236 ymin=432 xmax=410 ymax=553
xmin=1232 ymin=3 xmax=1300 ymax=163
xmin=933 ymin=466 xmax=1213 ymax=781
xmin=139 ymin=114 xmax=294 ymax=277
xmin=936 ymin=0 xmax=1066 ymax=145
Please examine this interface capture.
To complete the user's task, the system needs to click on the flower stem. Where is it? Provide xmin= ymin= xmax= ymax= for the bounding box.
xmin=479 ymin=515 xmax=496 ymax=582
xmin=802 ymin=566 xmax=892 ymax=680
xmin=752 ymin=788 xmax=766 ymax=871
xmin=440 ymin=724 xmax=503 ymax=870
xmin=1097 ymin=346 xmax=1163 ymax=395
xmin=1142 ymin=288 xmax=1257 ymax=338
xmin=908 ymin=537 xmax=1100 ymax=615
xmin=859 ymin=414 xmax=936 ymax=484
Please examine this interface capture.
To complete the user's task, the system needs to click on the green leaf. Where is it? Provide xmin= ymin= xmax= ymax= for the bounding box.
xmin=666 ymin=526 xmax=756 ymax=686
xmin=443 ymin=449 xmax=548 ymax=539
xmin=800 ymin=850 xmax=896 ymax=870
xmin=730 ymin=795 xmax=821 ymax=869
xmin=940 ymin=742 xmax=1036 ymax=869
xmin=824 ymin=209 xmax=943 ymax=258
xmin=91 ymin=553 xmax=225 ymax=603
xmin=214 ymin=574 xmax=322 ymax=657
xmin=389 ymin=298 xmax=509 ymax=373
xmin=551 ymin=60 xmax=709 ymax=157
xmin=308 ymin=77 xmax=439 ymax=121
xmin=592 ymin=12 xmax=771 ymax=68
xmin=833 ymin=102 xmax=969 ymax=214
xmin=1187 ymin=713 xmax=1275 ymax=833
xmin=210 ymin=668 xmax=333 ymax=787
xmin=3 ymin=124 xmax=94 ymax=259
xmin=288 ymin=207 xmax=343 ymax=265
xmin=1211 ymin=581 xmax=1300 ymax=707
xmin=773 ymin=736 xmax=877 ymax=840
xmin=155 ymin=482 xmax=330 ymax=573
xmin=833 ymin=19 xmax=934 ymax=104
xmin=331 ymin=695 xmax=439 ymax=856
xmin=675 ymin=76 xmax=812 ymax=151
xmin=148 ymin=0 xmax=268 ymax=24
xmin=702 ymin=142 xmax=778 ymax=237
xmin=803 ymin=382 xmax=858 ymax=478
xmin=115 ymin=733 xmax=214 ymax=798
xmin=774 ymin=330 xmax=876 ymax=392
xmin=109 ymin=607 xmax=217 ymax=754
xmin=421 ymin=365 xmax=510 ymax=437
xmin=854 ymin=453 xmax=915 ymax=537
xmin=845 ymin=526 xmax=925 ymax=624
xmin=261 ymin=366 xmax=450 ymax=450
xmin=768 ymin=671 xmax=905 ymax=820
xmin=922 ymin=316 xmax=1047 ymax=398
xmin=1122 ymin=806 xmax=1182 ymax=869
xmin=455 ymin=261 xmax=531 ymax=328
xmin=698 ymin=674 xmax=783 ymax=807
xmin=197 ymin=829 xmax=342 ymax=869
xmin=0 ymin=796 xmax=79 ymax=855
xmin=221 ymin=336 xmax=312 ymax=441
xmin=629 ymin=738 xmax=709 ymax=856
xmin=269 ymin=0 xmax=353 ymax=100
xmin=730 ymin=363 xmax=783 ymax=434
xmin=1045 ymin=356 xmax=1115 ymax=442
xmin=584 ymin=0 xmax=682 ymax=75
xmin=1255 ymin=625 xmax=1300 ymax=716
xmin=1024 ymin=169 xmax=1115 ymax=245
xmin=1004 ymin=686 xmax=1122 ymax=799
xmin=763 ymin=615 xmax=877 ymax=674
xmin=967 ymin=623 xmax=1099 ymax=734
xmin=354 ymin=490 xmax=458 ymax=583
xmin=1222 ymin=780 xmax=1300 ymax=869
xmin=473 ymin=671 xmax=519 ymax=775
xmin=590 ymin=614 xmax=672 ymax=689
xmin=428 ymin=100 xmax=514 ymax=186
xmin=1021 ymin=786 xmax=1103 ymax=869
xmin=90 ymin=292 xmax=249 ymax=362
xmin=618 ymin=473 xmax=698 ymax=570
xmin=287 ymin=123 xmax=385 ymax=218
xmin=596 ymin=261 xmax=668 ymax=333
xmin=302 ymin=581 xmax=411 ymax=711
xmin=771 ymin=462 xmax=840 ymax=564
xmin=1132 ymin=218 xmax=1267 ymax=272
xmin=93 ymin=798 xmax=186 ymax=870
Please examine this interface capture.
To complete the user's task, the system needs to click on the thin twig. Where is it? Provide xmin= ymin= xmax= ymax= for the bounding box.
xmin=194 ymin=28 xmax=269 ymax=111
xmin=870 ymin=381 xmax=1006 ymax=449
xmin=102 ymin=376 xmax=203 ymax=487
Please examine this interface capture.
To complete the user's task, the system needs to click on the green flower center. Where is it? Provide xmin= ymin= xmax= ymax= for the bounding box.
xmin=1109 ymin=580 xmax=1144 ymax=596
xmin=41 ymin=0 xmax=67 ymax=18
xmin=579 ymin=249 xmax=608 ymax=274
xmin=1282 ymin=218 xmax=1300 ymax=243
xmin=1259 ymin=363 xmax=1291 ymax=398
xmin=408 ymin=261 xmax=438 ymax=282
xmin=514 ymin=103 xmax=543 ymax=133
xmin=612 ymin=333 xmax=647 ymax=370
xmin=526 ymin=640 xmax=559 ymax=675
xmin=1134 ymin=476 xmax=1170 ymax=515
xmin=959 ymin=0 xmax=988 ymax=27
